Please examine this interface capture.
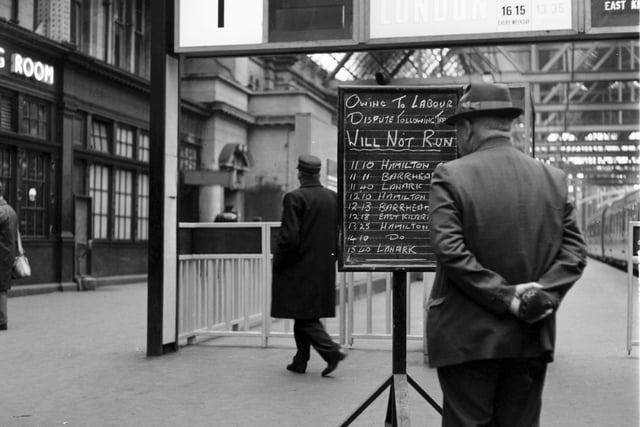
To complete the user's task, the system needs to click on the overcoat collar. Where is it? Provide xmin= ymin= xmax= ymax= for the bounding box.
xmin=474 ymin=136 xmax=514 ymax=153
xmin=300 ymin=180 xmax=322 ymax=188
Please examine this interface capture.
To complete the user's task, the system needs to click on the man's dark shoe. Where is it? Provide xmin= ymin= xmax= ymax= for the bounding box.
xmin=286 ymin=362 xmax=306 ymax=374
xmin=0 ymin=324 xmax=7 ymax=331
xmin=322 ymin=348 xmax=347 ymax=377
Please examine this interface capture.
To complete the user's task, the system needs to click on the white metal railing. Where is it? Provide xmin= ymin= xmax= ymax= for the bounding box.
xmin=179 ymin=255 xmax=268 ymax=344
xmin=178 ymin=222 xmax=427 ymax=347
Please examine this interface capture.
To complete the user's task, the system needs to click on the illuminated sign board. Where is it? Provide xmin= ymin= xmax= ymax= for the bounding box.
xmin=176 ymin=0 xmax=357 ymax=54
xmin=587 ymin=0 xmax=640 ymax=32
xmin=368 ymin=0 xmax=575 ymax=40
xmin=175 ymin=0 xmax=636 ymax=55
xmin=178 ymin=0 xmax=264 ymax=48
xmin=0 ymin=46 xmax=55 ymax=86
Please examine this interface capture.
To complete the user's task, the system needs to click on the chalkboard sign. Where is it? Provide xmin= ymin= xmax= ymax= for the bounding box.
xmin=338 ymin=85 xmax=461 ymax=271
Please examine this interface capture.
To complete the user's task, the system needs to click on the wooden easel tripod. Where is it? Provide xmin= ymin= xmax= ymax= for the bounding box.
xmin=340 ymin=272 xmax=442 ymax=426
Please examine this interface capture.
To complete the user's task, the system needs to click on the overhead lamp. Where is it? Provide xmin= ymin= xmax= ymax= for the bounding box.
xmin=574 ymin=82 xmax=589 ymax=92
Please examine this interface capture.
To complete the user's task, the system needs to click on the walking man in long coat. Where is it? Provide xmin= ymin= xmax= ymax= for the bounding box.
xmin=271 ymin=155 xmax=347 ymax=376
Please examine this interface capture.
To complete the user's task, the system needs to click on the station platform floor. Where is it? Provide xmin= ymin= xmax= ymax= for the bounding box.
xmin=0 ymin=259 xmax=638 ymax=426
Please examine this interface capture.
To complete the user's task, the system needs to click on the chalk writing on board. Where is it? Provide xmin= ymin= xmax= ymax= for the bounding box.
xmin=338 ymin=86 xmax=461 ymax=271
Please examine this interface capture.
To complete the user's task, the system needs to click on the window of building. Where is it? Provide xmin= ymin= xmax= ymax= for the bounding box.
xmin=113 ymin=0 xmax=130 ymax=70
xmin=114 ymin=169 xmax=133 ymax=239
xmin=0 ymin=146 xmax=51 ymax=237
xmin=71 ymin=0 xmax=90 ymax=50
xmin=116 ymin=125 xmax=134 ymax=158
xmin=136 ymin=173 xmax=149 ymax=240
xmin=21 ymin=0 xmax=37 ymax=30
xmin=180 ymin=115 xmax=202 ymax=171
xmin=0 ymin=146 xmax=13 ymax=204
xmin=138 ymin=131 xmax=149 ymax=163
xmin=133 ymin=0 xmax=148 ymax=76
xmin=73 ymin=112 xmax=86 ymax=147
xmin=179 ymin=143 xmax=199 ymax=171
xmin=91 ymin=120 xmax=111 ymax=153
xmin=88 ymin=163 xmax=149 ymax=241
xmin=0 ymin=90 xmax=16 ymax=132
xmin=19 ymin=150 xmax=48 ymax=237
xmin=68 ymin=0 xmax=151 ymax=76
xmin=0 ymin=3 xmax=11 ymax=21
xmin=83 ymin=114 xmax=149 ymax=241
xmin=89 ymin=164 xmax=110 ymax=239
xmin=0 ymin=1 xmax=36 ymax=30
xmin=20 ymin=97 xmax=49 ymax=139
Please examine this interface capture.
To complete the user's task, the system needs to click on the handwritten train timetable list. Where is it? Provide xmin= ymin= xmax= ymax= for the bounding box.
xmin=338 ymin=86 xmax=461 ymax=271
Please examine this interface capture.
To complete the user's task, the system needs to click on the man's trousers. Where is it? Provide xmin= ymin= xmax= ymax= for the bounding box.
xmin=0 ymin=291 xmax=7 ymax=328
xmin=292 ymin=319 xmax=340 ymax=364
xmin=437 ymin=358 xmax=548 ymax=427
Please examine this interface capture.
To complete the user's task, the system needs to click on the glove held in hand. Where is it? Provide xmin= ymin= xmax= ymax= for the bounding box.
xmin=518 ymin=288 xmax=556 ymax=323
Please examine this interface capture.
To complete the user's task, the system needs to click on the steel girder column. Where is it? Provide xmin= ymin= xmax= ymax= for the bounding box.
xmin=148 ymin=0 xmax=180 ymax=356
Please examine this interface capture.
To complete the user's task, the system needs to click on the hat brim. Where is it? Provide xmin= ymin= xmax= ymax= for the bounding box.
xmin=444 ymin=107 xmax=523 ymax=125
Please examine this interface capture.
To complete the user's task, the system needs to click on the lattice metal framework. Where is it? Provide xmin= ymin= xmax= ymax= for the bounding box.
xmin=309 ymin=40 xmax=639 ymax=189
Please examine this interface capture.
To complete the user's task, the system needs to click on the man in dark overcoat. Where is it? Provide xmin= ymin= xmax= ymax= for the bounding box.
xmin=427 ymin=83 xmax=587 ymax=426
xmin=0 ymin=181 xmax=18 ymax=331
xmin=271 ymin=155 xmax=347 ymax=376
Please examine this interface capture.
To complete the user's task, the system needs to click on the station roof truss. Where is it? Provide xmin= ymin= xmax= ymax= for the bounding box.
xmin=308 ymin=39 xmax=639 ymax=187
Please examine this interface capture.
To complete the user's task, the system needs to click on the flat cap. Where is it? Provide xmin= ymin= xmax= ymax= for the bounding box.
xmin=297 ymin=155 xmax=321 ymax=174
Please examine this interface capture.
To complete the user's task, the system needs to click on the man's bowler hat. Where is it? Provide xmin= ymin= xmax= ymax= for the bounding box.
xmin=297 ymin=155 xmax=322 ymax=174
xmin=445 ymin=83 xmax=523 ymax=125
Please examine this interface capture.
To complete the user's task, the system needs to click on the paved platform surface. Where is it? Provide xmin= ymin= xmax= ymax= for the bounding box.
xmin=0 ymin=259 xmax=638 ymax=426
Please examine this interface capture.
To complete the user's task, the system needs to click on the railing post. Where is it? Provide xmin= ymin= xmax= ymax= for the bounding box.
xmin=366 ymin=273 xmax=373 ymax=334
xmin=406 ymin=272 xmax=412 ymax=335
xmin=386 ymin=273 xmax=392 ymax=334
xmin=347 ymin=272 xmax=355 ymax=346
xmin=339 ymin=271 xmax=347 ymax=345
xmin=262 ymin=223 xmax=271 ymax=348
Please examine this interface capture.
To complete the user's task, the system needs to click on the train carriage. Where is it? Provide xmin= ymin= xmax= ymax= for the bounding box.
xmin=586 ymin=189 xmax=640 ymax=269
